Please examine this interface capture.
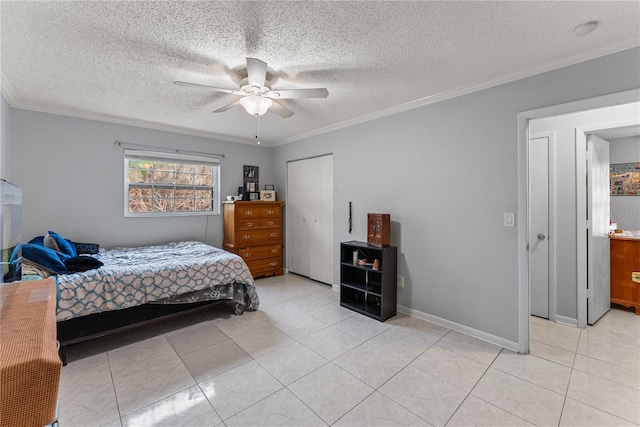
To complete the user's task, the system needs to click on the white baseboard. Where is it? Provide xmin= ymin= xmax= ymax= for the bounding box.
xmin=555 ymin=315 xmax=578 ymax=327
xmin=397 ymin=305 xmax=519 ymax=353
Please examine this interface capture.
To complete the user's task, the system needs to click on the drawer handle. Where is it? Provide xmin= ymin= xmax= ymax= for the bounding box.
xmin=267 ymin=221 xmax=274 ymax=226
xmin=270 ymin=232 xmax=277 ymax=237
xmin=244 ymin=210 xmax=253 ymax=215
xmin=271 ymin=249 xmax=278 ymax=254
xmin=243 ymin=235 xmax=250 ymax=240
xmin=267 ymin=210 xmax=274 ymax=215
xmin=243 ymin=252 xmax=251 ymax=258
xmin=245 ymin=222 xmax=253 ymax=227
xmin=270 ymin=262 xmax=277 ymax=266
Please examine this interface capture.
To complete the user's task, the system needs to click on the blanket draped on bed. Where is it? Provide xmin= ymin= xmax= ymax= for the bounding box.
xmin=55 ymin=241 xmax=258 ymax=321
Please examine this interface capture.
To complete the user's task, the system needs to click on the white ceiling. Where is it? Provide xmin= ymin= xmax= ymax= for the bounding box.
xmin=1 ymin=1 xmax=639 ymax=147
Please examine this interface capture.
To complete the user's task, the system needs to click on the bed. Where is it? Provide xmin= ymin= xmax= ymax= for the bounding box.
xmin=23 ymin=239 xmax=259 ymax=364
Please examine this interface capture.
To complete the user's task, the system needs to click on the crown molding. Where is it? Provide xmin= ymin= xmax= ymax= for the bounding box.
xmin=0 ymin=72 xmax=17 ymax=105
xmin=272 ymin=39 xmax=640 ymax=146
xmin=5 ymin=97 xmax=261 ymax=146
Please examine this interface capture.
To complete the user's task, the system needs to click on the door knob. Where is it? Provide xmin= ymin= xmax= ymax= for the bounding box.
xmin=537 ymin=233 xmax=546 ymax=241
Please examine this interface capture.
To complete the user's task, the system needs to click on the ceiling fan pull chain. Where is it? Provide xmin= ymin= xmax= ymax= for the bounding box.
xmin=255 ymin=116 xmax=261 ymax=145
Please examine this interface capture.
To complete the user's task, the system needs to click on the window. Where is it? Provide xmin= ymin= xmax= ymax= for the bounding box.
xmin=124 ymin=149 xmax=220 ymax=217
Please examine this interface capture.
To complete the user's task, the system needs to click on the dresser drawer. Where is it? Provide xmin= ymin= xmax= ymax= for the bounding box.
xmin=236 ymin=229 xmax=282 ymax=246
xmin=260 ymin=207 xmax=281 ymax=218
xmin=236 ymin=218 xmax=281 ymax=231
xmin=246 ymin=257 xmax=282 ymax=275
xmin=237 ymin=244 xmax=281 ymax=261
xmin=234 ymin=206 xmax=280 ymax=219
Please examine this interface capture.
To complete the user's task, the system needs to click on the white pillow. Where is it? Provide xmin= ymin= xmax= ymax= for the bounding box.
xmin=43 ymin=233 xmax=61 ymax=252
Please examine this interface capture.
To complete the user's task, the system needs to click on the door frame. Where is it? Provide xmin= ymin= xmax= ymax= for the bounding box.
xmin=517 ymin=88 xmax=640 ymax=354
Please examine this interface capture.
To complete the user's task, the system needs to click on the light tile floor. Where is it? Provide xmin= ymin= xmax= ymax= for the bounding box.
xmin=58 ymin=273 xmax=640 ymax=426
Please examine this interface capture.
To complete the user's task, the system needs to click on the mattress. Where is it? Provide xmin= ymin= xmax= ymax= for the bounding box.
xmin=55 ymin=241 xmax=258 ymax=321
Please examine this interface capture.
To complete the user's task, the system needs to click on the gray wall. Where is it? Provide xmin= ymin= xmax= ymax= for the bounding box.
xmin=610 ymin=136 xmax=640 ymax=230
xmin=0 ymin=94 xmax=10 ymax=180
xmin=10 ymin=109 xmax=273 ymax=249
xmin=274 ymin=47 xmax=640 ymax=344
xmin=7 ymin=47 xmax=640 ymax=345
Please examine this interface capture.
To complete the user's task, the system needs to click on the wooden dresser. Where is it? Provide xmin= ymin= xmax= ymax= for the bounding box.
xmin=610 ymin=234 xmax=640 ymax=314
xmin=223 ymin=200 xmax=285 ymax=278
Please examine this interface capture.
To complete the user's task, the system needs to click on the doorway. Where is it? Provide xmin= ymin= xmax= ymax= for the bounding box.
xmin=517 ymin=90 xmax=640 ymax=354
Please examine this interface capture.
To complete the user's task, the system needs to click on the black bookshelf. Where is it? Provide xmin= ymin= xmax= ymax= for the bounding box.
xmin=340 ymin=241 xmax=397 ymax=321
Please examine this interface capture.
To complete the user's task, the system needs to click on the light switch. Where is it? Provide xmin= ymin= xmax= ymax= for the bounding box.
xmin=504 ymin=212 xmax=515 ymax=227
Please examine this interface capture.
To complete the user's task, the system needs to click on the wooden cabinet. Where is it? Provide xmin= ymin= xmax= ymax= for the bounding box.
xmin=1 ymin=278 xmax=61 ymax=427
xmin=340 ymin=241 xmax=397 ymax=321
xmin=367 ymin=213 xmax=390 ymax=247
xmin=610 ymin=236 xmax=640 ymax=314
xmin=223 ymin=201 xmax=285 ymax=278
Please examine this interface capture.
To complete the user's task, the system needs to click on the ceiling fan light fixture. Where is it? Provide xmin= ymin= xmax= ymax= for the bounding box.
xmin=240 ymin=95 xmax=272 ymax=116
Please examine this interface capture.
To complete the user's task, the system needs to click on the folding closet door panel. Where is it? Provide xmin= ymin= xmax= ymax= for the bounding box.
xmin=287 ymin=159 xmax=310 ymax=277
xmin=308 ymin=156 xmax=324 ymax=282
xmin=319 ymin=155 xmax=334 ymax=285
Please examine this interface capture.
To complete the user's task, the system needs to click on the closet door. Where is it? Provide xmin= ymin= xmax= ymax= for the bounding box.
xmin=308 ymin=155 xmax=333 ymax=284
xmin=288 ymin=159 xmax=310 ymax=277
xmin=287 ymin=155 xmax=334 ymax=285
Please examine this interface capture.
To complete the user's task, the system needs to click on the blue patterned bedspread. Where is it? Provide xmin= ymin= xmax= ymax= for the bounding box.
xmin=55 ymin=241 xmax=258 ymax=321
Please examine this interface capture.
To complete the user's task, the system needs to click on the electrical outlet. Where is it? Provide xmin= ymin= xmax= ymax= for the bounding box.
xmin=397 ymin=276 xmax=404 ymax=288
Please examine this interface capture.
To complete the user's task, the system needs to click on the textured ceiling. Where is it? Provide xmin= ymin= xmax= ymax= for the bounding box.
xmin=1 ymin=1 xmax=639 ymax=147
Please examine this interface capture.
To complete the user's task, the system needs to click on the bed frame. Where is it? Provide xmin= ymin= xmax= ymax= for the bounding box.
xmin=57 ymin=297 xmax=244 ymax=365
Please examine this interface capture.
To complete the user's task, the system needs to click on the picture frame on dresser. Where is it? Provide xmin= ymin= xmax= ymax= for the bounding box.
xmin=243 ymin=165 xmax=259 ymax=193
xmin=260 ymin=190 xmax=276 ymax=201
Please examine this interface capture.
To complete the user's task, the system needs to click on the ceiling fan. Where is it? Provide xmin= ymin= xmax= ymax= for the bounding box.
xmin=174 ymin=58 xmax=329 ymax=118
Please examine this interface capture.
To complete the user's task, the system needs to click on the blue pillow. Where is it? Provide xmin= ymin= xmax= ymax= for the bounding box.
xmin=22 ymin=244 xmax=71 ymax=274
xmin=48 ymin=231 xmax=77 ymax=257
xmin=72 ymin=242 xmax=100 ymax=255
xmin=29 ymin=235 xmax=45 ymax=245
xmin=64 ymin=255 xmax=103 ymax=272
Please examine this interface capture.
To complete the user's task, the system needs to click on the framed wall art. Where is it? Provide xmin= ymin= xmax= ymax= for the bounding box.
xmin=611 ymin=163 xmax=640 ymax=196
xmin=243 ymin=165 xmax=259 ymax=192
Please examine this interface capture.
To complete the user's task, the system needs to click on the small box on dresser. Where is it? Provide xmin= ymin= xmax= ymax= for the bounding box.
xmin=223 ymin=201 xmax=285 ymax=278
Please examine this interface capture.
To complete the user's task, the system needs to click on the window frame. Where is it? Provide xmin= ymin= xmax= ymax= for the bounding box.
xmin=123 ymin=149 xmax=221 ymax=217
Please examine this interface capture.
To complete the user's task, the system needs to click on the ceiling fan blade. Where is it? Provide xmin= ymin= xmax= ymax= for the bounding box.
xmin=174 ymin=81 xmax=244 ymax=96
xmin=270 ymin=100 xmax=294 ymax=118
xmin=246 ymin=58 xmax=267 ymax=89
xmin=266 ymin=88 xmax=329 ymax=99
xmin=213 ymin=99 xmax=241 ymax=113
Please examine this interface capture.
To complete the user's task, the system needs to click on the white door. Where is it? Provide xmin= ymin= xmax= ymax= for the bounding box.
xmin=287 ymin=155 xmax=334 ymax=284
xmin=587 ymin=135 xmax=610 ymax=324
xmin=308 ymin=155 xmax=334 ymax=284
xmin=529 ymin=136 xmax=550 ymax=319
xmin=288 ymin=160 xmax=310 ymax=277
